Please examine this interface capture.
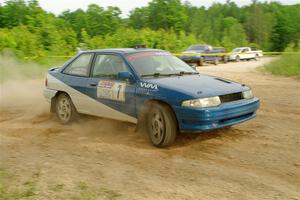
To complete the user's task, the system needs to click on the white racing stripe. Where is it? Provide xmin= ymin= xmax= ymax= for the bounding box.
xmin=47 ymin=74 xmax=137 ymax=124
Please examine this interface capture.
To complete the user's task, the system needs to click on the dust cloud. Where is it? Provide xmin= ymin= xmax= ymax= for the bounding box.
xmin=0 ymin=53 xmax=48 ymax=116
xmin=0 ymin=53 xmax=141 ymax=146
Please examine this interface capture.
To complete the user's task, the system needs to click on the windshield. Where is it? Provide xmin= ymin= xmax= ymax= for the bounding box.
xmin=187 ymin=45 xmax=206 ymax=51
xmin=127 ymin=52 xmax=197 ymax=77
xmin=232 ymin=48 xmax=242 ymax=52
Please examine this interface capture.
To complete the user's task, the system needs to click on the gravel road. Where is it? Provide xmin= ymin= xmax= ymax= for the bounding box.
xmin=0 ymin=58 xmax=299 ymax=200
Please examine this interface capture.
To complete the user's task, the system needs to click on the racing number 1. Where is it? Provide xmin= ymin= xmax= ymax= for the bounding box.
xmin=117 ymin=84 xmax=122 ymax=99
xmin=112 ymin=82 xmax=126 ymax=102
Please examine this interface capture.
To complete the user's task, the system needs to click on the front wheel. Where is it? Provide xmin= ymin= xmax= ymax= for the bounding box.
xmin=236 ymin=56 xmax=240 ymax=62
xmin=55 ymin=93 xmax=78 ymax=124
xmin=147 ymin=103 xmax=177 ymax=147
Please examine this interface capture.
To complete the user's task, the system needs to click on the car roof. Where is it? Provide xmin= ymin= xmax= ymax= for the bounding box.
xmin=81 ymin=48 xmax=166 ymax=55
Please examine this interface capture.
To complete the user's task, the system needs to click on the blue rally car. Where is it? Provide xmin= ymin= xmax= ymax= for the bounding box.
xmin=44 ymin=48 xmax=260 ymax=147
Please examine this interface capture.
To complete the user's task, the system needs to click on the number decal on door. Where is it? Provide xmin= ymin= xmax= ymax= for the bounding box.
xmin=97 ymin=81 xmax=126 ymax=102
xmin=112 ymin=83 xmax=126 ymax=102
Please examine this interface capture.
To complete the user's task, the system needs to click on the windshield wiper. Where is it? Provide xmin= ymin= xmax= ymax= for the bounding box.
xmin=141 ymin=71 xmax=199 ymax=78
xmin=141 ymin=73 xmax=172 ymax=77
xmin=179 ymin=71 xmax=199 ymax=75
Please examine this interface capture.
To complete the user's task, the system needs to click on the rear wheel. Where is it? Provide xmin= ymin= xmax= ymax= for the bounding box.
xmin=55 ymin=93 xmax=78 ymax=124
xmin=254 ymin=54 xmax=259 ymax=61
xmin=214 ymin=57 xmax=219 ymax=65
xmin=197 ymin=58 xmax=204 ymax=66
xmin=147 ymin=103 xmax=177 ymax=147
xmin=236 ymin=55 xmax=240 ymax=62
xmin=223 ymin=56 xmax=228 ymax=63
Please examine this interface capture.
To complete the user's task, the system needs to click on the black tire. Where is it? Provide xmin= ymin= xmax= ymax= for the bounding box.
xmin=197 ymin=58 xmax=204 ymax=66
xmin=223 ymin=56 xmax=228 ymax=63
xmin=236 ymin=56 xmax=240 ymax=62
xmin=147 ymin=103 xmax=177 ymax=147
xmin=55 ymin=93 xmax=78 ymax=124
xmin=214 ymin=57 xmax=219 ymax=65
xmin=254 ymin=54 xmax=259 ymax=61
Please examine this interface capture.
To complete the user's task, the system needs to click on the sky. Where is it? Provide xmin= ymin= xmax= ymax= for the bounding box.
xmin=0 ymin=0 xmax=299 ymax=17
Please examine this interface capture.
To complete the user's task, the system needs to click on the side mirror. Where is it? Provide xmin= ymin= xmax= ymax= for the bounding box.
xmin=117 ymin=71 xmax=134 ymax=82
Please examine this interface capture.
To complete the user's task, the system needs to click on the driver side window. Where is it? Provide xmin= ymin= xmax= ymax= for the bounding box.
xmin=64 ymin=53 xmax=93 ymax=76
xmin=92 ymin=54 xmax=129 ymax=79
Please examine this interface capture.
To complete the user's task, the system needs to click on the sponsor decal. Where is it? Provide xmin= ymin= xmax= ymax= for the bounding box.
xmin=98 ymin=81 xmax=114 ymax=89
xmin=97 ymin=81 xmax=126 ymax=102
xmin=139 ymin=82 xmax=158 ymax=90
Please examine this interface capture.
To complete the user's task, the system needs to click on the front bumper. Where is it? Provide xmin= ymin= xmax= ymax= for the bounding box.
xmin=180 ymin=56 xmax=201 ymax=63
xmin=229 ymin=54 xmax=239 ymax=60
xmin=174 ymin=97 xmax=260 ymax=132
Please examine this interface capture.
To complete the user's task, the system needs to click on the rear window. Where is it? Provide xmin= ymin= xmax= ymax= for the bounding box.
xmin=64 ymin=53 xmax=93 ymax=76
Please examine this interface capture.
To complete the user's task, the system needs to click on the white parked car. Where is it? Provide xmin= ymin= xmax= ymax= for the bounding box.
xmin=229 ymin=47 xmax=263 ymax=61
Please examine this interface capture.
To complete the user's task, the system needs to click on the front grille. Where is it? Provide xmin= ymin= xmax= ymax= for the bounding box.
xmin=220 ymin=112 xmax=254 ymax=123
xmin=220 ymin=92 xmax=243 ymax=103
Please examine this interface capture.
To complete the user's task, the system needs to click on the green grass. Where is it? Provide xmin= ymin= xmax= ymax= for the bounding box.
xmin=49 ymin=183 xmax=64 ymax=192
xmin=0 ymin=168 xmax=41 ymax=200
xmin=263 ymin=55 xmax=300 ymax=76
xmin=0 ymin=168 xmax=11 ymax=199
xmin=71 ymin=181 xmax=122 ymax=200
xmin=1 ymin=170 xmax=121 ymax=200
xmin=99 ymin=187 xmax=122 ymax=200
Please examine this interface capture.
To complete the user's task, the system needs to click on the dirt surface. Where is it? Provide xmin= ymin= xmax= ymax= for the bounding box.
xmin=0 ymin=58 xmax=300 ymax=200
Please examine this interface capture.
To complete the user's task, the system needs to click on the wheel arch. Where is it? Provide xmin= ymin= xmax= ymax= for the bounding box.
xmin=50 ymin=91 xmax=70 ymax=113
xmin=138 ymin=99 xmax=179 ymax=131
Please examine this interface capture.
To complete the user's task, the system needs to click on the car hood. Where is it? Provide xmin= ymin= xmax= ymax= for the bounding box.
xmin=142 ymin=74 xmax=249 ymax=100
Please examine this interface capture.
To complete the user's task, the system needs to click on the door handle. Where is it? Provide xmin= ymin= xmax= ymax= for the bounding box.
xmin=89 ymin=82 xmax=97 ymax=87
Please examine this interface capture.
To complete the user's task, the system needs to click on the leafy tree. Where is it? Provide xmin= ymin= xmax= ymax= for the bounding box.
xmin=128 ymin=7 xmax=149 ymax=29
xmin=221 ymin=17 xmax=248 ymax=50
xmin=147 ymin=0 xmax=187 ymax=32
xmin=0 ymin=0 xmax=29 ymax=27
xmin=0 ymin=0 xmax=300 ymax=60
xmin=244 ymin=1 xmax=274 ymax=49
xmin=60 ymin=9 xmax=89 ymax=38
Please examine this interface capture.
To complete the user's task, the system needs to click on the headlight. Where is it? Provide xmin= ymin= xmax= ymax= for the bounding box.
xmin=242 ymin=90 xmax=254 ymax=99
xmin=182 ymin=96 xmax=221 ymax=108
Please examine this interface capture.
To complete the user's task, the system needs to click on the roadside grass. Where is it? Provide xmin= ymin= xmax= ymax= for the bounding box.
xmin=72 ymin=181 xmax=122 ymax=200
xmin=99 ymin=187 xmax=122 ymax=200
xmin=49 ymin=183 xmax=65 ymax=193
xmin=262 ymin=55 xmax=300 ymax=76
xmin=0 ymin=168 xmax=39 ymax=200
xmin=1 ymin=169 xmax=121 ymax=200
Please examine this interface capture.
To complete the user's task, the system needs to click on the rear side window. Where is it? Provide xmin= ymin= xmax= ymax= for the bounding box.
xmin=64 ymin=54 xmax=93 ymax=76
xmin=92 ymin=54 xmax=129 ymax=79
